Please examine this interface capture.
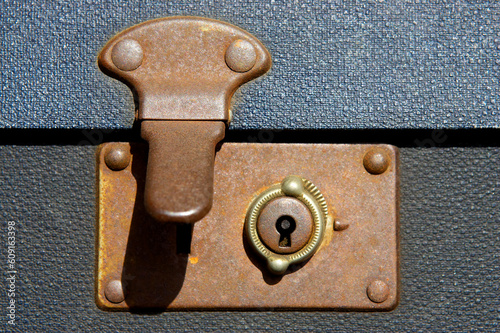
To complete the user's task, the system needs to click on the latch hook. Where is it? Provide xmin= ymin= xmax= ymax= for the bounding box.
xmin=98 ymin=17 xmax=271 ymax=222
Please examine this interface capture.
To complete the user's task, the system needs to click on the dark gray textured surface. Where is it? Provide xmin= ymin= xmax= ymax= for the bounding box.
xmin=1 ymin=0 xmax=500 ymax=130
xmin=0 ymin=145 xmax=498 ymax=332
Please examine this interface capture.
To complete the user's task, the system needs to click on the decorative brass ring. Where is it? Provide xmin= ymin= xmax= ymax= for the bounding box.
xmin=245 ymin=175 xmax=328 ymax=275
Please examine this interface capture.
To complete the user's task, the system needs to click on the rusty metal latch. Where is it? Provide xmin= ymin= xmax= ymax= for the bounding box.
xmin=99 ymin=17 xmax=271 ymax=223
xmin=97 ymin=16 xmax=399 ymax=311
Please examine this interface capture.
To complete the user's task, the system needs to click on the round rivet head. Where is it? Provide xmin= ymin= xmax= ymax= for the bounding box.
xmin=267 ymin=259 xmax=289 ymax=275
xmin=363 ymin=149 xmax=390 ymax=175
xmin=104 ymin=144 xmax=131 ymax=171
xmin=225 ymin=39 xmax=257 ymax=73
xmin=104 ymin=280 xmax=125 ymax=303
xmin=111 ymin=39 xmax=143 ymax=71
xmin=281 ymin=175 xmax=304 ymax=197
xmin=367 ymin=280 xmax=389 ymax=303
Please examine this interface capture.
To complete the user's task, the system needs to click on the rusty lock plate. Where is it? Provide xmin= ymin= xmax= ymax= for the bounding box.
xmin=97 ymin=142 xmax=399 ymax=311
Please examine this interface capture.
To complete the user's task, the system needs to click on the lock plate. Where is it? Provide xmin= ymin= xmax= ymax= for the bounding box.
xmin=97 ymin=143 xmax=399 ymax=310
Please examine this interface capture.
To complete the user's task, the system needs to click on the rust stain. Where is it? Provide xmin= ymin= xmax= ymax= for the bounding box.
xmin=317 ymin=215 xmax=335 ymax=252
xmin=189 ymin=257 xmax=199 ymax=264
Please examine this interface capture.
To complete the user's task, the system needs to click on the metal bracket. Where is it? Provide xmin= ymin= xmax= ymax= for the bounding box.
xmin=98 ymin=17 xmax=271 ymax=223
xmin=97 ymin=142 xmax=399 ymax=311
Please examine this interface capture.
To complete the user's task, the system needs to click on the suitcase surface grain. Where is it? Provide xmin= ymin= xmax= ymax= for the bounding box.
xmin=1 ymin=0 xmax=499 ymax=129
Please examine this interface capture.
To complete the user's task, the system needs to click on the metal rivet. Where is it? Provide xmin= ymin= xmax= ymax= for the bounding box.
xmin=366 ymin=280 xmax=389 ymax=303
xmin=267 ymin=259 xmax=288 ymax=275
xmin=333 ymin=219 xmax=349 ymax=231
xmin=104 ymin=280 xmax=125 ymax=303
xmin=363 ymin=149 xmax=390 ymax=175
xmin=104 ymin=144 xmax=131 ymax=171
xmin=281 ymin=175 xmax=304 ymax=197
xmin=111 ymin=39 xmax=143 ymax=71
xmin=225 ymin=39 xmax=257 ymax=73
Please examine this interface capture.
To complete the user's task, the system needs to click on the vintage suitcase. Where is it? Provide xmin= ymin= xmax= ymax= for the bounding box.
xmin=1 ymin=0 xmax=499 ymax=331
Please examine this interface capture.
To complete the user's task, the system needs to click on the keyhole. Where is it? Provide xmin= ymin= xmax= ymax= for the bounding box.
xmin=276 ymin=215 xmax=296 ymax=248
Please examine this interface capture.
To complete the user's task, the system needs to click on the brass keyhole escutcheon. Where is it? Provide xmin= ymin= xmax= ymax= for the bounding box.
xmin=245 ymin=175 xmax=328 ymax=275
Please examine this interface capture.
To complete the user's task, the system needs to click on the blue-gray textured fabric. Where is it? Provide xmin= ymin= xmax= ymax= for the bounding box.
xmin=1 ymin=0 xmax=499 ymax=129
xmin=1 ymin=146 xmax=499 ymax=331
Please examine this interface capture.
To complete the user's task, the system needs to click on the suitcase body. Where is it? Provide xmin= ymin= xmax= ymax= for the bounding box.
xmin=1 ymin=1 xmax=499 ymax=331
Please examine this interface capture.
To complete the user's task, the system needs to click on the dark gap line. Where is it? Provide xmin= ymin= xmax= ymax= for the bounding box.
xmin=0 ymin=128 xmax=498 ymax=147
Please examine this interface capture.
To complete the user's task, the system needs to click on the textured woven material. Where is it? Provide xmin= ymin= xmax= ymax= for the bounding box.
xmin=0 ymin=146 xmax=499 ymax=331
xmin=1 ymin=1 xmax=499 ymax=129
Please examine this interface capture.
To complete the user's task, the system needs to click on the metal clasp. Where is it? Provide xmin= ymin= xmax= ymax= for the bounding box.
xmin=99 ymin=16 xmax=271 ymax=223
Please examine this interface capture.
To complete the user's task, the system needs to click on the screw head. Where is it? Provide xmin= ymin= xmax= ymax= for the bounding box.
xmin=225 ymin=39 xmax=257 ymax=73
xmin=363 ymin=149 xmax=390 ymax=175
xmin=111 ymin=39 xmax=143 ymax=71
xmin=104 ymin=280 xmax=125 ymax=303
xmin=366 ymin=279 xmax=389 ymax=303
xmin=104 ymin=144 xmax=131 ymax=171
